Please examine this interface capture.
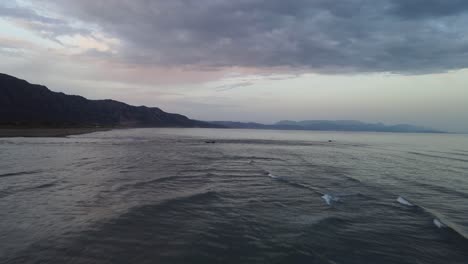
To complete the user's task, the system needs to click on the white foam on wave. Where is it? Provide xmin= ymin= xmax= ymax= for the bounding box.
xmin=267 ymin=172 xmax=278 ymax=179
xmin=322 ymin=194 xmax=339 ymax=206
xmin=397 ymin=196 xmax=414 ymax=206
xmin=433 ymin=218 xmax=446 ymax=228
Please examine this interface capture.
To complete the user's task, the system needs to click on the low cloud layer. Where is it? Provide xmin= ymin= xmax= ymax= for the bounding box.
xmin=3 ymin=0 xmax=468 ymax=74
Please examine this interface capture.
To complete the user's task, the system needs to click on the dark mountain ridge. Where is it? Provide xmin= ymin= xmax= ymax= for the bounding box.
xmin=0 ymin=73 xmax=213 ymax=128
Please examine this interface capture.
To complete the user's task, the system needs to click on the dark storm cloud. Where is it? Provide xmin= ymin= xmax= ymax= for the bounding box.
xmin=390 ymin=0 xmax=468 ymax=19
xmin=20 ymin=0 xmax=468 ymax=73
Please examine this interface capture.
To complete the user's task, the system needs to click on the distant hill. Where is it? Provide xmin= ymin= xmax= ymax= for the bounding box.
xmin=0 ymin=73 xmax=215 ymax=128
xmin=211 ymin=120 xmax=444 ymax=133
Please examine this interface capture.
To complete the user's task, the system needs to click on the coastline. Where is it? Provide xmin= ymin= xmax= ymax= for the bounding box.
xmin=0 ymin=128 xmax=112 ymax=138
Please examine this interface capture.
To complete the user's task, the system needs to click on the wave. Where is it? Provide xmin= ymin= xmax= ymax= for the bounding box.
xmin=224 ymin=155 xmax=283 ymax=161
xmin=163 ymin=190 xmax=220 ymax=205
xmin=0 ymin=170 xmax=42 ymax=179
xmin=114 ymin=172 xmax=234 ymax=193
xmin=0 ymin=181 xmax=58 ymax=199
xmin=266 ymin=172 xmax=278 ymax=179
xmin=125 ymin=189 xmax=223 ymax=215
xmin=261 ymin=166 xmax=371 ymax=207
xmin=341 ymin=174 xmax=363 ymax=184
xmin=383 ymin=173 xmax=468 ymax=200
xmin=433 ymin=150 xmax=468 ymax=158
xmin=397 ymin=196 xmax=414 ymax=206
xmin=34 ymin=182 xmax=57 ymax=189
xmin=395 ymin=195 xmax=467 ymax=239
xmin=453 ymin=149 xmax=468 ymax=154
xmin=404 ymin=179 xmax=468 ymax=199
xmin=322 ymin=194 xmax=340 ymax=206
xmin=180 ymin=168 xmax=262 ymax=175
xmin=408 ymin=151 xmax=468 ymax=163
xmin=422 ymin=207 xmax=467 ymax=239
xmin=213 ymin=139 xmax=328 ymax=147
xmin=266 ymin=172 xmax=322 ymax=194
xmin=263 ymin=170 xmax=354 ymax=207
xmin=433 ymin=218 xmax=446 ymax=229
xmin=114 ymin=175 xmax=178 ymax=192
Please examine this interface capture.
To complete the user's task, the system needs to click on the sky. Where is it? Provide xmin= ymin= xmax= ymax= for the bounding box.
xmin=0 ymin=0 xmax=467 ymax=132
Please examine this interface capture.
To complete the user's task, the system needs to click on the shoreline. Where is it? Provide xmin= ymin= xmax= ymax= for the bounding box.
xmin=0 ymin=128 xmax=112 ymax=138
xmin=0 ymin=127 xmax=458 ymax=138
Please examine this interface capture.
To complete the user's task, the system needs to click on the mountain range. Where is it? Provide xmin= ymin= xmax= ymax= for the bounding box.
xmin=210 ymin=120 xmax=443 ymax=133
xmin=0 ymin=73 xmax=443 ymax=133
xmin=0 ymin=73 xmax=213 ymax=128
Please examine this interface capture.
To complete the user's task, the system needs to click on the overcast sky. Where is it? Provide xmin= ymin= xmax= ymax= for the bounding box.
xmin=1 ymin=0 xmax=467 ymax=132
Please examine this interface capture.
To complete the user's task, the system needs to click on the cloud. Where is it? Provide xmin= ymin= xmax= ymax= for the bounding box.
xmin=6 ymin=0 xmax=468 ymax=74
xmin=0 ymin=3 xmax=61 ymax=24
xmin=0 ymin=36 xmax=36 ymax=49
xmin=56 ymin=34 xmax=120 ymax=54
xmin=215 ymin=82 xmax=254 ymax=92
xmin=0 ymin=1 xmax=90 ymax=42
xmin=390 ymin=0 xmax=468 ymax=19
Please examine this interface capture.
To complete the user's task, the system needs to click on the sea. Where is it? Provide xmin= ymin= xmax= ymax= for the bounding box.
xmin=0 ymin=128 xmax=467 ymax=264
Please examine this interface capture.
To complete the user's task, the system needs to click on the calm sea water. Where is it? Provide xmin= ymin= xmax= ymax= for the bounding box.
xmin=1 ymin=128 xmax=467 ymax=264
